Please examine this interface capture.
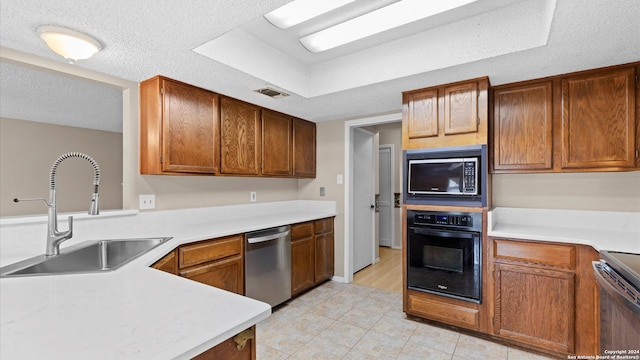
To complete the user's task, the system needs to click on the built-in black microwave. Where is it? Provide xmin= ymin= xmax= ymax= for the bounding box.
xmin=403 ymin=145 xmax=487 ymax=207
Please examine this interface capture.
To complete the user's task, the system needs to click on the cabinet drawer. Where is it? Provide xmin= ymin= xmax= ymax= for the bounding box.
xmin=291 ymin=222 xmax=313 ymax=240
xmin=179 ymin=235 xmax=242 ymax=269
xmin=314 ymin=218 xmax=333 ymax=235
xmin=493 ymin=238 xmax=575 ymax=269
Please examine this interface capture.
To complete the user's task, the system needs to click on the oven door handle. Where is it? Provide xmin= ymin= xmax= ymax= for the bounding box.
xmin=593 ymin=261 xmax=640 ymax=315
xmin=410 ymin=227 xmax=477 ymax=239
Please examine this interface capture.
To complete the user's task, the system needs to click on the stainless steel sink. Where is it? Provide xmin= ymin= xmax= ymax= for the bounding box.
xmin=0 ymin=237 xmax=172 ymax=278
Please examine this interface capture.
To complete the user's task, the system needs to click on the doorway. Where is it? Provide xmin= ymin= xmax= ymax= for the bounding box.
xmin=343 ymin=113 xmax=401 ymax=283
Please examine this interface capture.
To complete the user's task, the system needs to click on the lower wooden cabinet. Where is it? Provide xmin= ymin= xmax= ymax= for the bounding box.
xmin=192 ymin=326 xmax=256 ymax=360
xmin=290 ymin=217 xmax=335 ymax=296
xmin=494 ymin=263 xmax=575 ymax=354
xmin=291 ymin=222 xmax=315 ymax=296
xmin=180 ymin=255 xmax=244 ymax=295
xmin=489 ymin=237 xmax=599 ymax=357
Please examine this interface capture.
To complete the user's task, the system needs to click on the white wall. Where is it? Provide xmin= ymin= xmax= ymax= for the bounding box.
xmin=0 ymin=118 xmax=123 ymax=216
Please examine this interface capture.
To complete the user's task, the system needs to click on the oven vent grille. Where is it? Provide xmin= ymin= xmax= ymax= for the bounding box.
xmin=254 ymin=87 xmax=290 ymax=99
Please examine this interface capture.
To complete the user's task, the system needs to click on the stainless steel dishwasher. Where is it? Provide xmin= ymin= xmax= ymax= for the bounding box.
xmin=245 ymin=225 xmax=291 ymax=307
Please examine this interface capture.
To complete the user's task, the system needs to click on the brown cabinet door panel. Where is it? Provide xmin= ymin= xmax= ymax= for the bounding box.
xmin=179 ymin=235 xmax=242 ymax=269
xmin=292 ymin=236 xmax=315 ymax=295
xmin=161 ymin=79 xmax=219 ymax=173
xmin=314 ymin=232 xmax=334 ymax=283
xmin=262 ymin=110 xmax=292 ymax=176
xmin=180 ymin=255 xmax=244 ymax=295
xmin=220 ymin=97 xmax=261 ymax=175
xmin=493 ymin=82 xmax=553 ymax=171
xmin=494 ymin=263 xmax=575 ymax=354
xmin=444 ymin=82 xmax=479 ymax=135
xmin=561 ymin=67 xmax=636 ymax=168
xmin=293 ymin=118 xmax=316 ymax=178
xmin=404 ymin=89 xmax=439 ymax=139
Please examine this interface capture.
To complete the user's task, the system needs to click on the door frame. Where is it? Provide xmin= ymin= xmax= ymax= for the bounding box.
xmin=378 ymin=143 xmax=395 ymax=248
xmin=343 ymin=112 xmax=401 ymax=283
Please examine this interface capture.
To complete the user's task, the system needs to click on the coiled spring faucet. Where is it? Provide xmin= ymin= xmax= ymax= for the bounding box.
xmin=14 ymin=152 xmax=100 ymax=256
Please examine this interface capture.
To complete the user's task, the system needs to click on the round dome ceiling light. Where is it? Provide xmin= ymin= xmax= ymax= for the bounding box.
xmin=37 ymin=25 xmax=102 ymax=63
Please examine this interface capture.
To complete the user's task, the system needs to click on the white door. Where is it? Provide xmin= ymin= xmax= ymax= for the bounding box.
xmin=353 ymin=128 xmax=375 ymax=273
xmin=378 ymin=146 xmax=392 ymax=247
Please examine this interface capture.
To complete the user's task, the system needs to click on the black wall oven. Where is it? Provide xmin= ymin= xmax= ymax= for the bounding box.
xmin=407 ymin=210 xmax=482 ymax=303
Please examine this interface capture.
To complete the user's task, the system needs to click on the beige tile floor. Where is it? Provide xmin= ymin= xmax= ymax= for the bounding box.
xmin=256 ymin=281 xmax=557 ymax=360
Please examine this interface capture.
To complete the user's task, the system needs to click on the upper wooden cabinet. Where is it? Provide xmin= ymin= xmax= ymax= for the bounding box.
xmin=492 ymin=81 xmax=553 ymax=171
xmin=262 ymin=110 xmax=293 ymax=177
xmin=293 ymin=118 xmax=316 ymax=178
xmin=140 ymin=76 xmax=220 ymax=174
xmin=402 ymin=77 xmax=489 ymax=149
xmin=561 ymin=67 xmax=637 ymax=169
xmin=140 ymin=75 xmax=316 ymax=178
xmin=220 ymin=96 xmax=261 ymax=176
xmin=491 ymin=63 xmax=639 ymax=173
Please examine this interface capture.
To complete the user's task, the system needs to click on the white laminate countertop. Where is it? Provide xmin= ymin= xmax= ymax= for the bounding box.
xmin=488 ymin=207 xmax=640 ymax=253
xmin=0 ymin=200 xmax=336 ymax=360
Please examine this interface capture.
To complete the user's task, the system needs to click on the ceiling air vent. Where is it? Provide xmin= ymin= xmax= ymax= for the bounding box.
xmin=254 ymin=86 xmax=290 ymax=99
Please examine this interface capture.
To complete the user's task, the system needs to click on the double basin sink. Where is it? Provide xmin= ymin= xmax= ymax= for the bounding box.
xmin=0 ymin=237 xmax=172 ymax=278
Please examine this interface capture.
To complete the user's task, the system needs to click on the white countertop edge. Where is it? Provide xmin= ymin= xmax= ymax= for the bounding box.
xmin=0 ymin=209 xmax=139 ymax=225
xmin=175 ymin=310 xmax=271 ymax=360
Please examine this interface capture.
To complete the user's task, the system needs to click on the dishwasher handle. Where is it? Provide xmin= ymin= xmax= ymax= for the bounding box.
xmin=247 ymin=230 xmax=290 ymax=244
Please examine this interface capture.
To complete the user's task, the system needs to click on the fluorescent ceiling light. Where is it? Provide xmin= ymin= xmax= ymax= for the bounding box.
xmin=300 ymin=0 xmax=477 ymax=53
xmin=37 ymin=25 xmax=102 ymax=62
xmin=265 ymin=0 xmax=356 ymax=29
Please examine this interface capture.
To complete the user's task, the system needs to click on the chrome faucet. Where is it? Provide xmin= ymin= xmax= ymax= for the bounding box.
xmin=14 ymin=152 xmax=100 ymax=256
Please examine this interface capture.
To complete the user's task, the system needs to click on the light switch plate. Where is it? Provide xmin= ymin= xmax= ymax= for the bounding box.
xmin=250 ymin=191 xmax=257 ymax=202
xmin=320 ymin=187 xmax=326 ymax=196
xmin=337 ymin=174 xmax=343 ymax=185
xmin=139 ymin=194 xmax=155 ymax=209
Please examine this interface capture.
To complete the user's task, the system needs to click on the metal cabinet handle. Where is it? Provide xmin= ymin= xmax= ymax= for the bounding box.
xmin=234 ymin=328 xmax=255 ymax=351
xmin=247 ymin=230 xmax=290 ymax=244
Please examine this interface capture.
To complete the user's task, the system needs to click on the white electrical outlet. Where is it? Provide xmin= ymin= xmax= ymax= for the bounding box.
xmin=337 ymin=174 xmax=343 ymax=185
xmin=250 ymin=191 xmax=257 ymax=202
xmin=139 ymin=194 xmax=155 ymax=209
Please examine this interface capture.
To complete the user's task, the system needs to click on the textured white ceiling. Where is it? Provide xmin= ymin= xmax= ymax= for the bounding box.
xmin=0 ymin=61 xmax=123 ymax=132
xmin=0 ymin=0 xmax=639 ymax=131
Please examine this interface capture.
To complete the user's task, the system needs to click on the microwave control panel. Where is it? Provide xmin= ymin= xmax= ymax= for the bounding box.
xmin=463 ymin=161 xmax=476 ymax=194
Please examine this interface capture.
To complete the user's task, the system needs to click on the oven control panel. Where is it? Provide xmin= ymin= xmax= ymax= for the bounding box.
xmin=410 ymin=211 xmax=482 ymax=232
xmin=414 ymin=214 xmax=473 ymax=226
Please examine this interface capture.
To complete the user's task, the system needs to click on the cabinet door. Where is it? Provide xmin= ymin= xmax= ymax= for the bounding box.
xmin=220 ymin=97 xmax=261 ymax=175
xmin=493 ymin=82 xmax=553 ymax=171
xmin=314 ymin=232 xmax=334 ymax=283
xmin=403 ymin=88 xmax=439 ymax=140
xmin=444 ymin=81 xmax=478 ymax=135
xmin=293 ymin=118 xmax=316 ymax=178
xmin=180 ymin=255 xmax=244 ymax=295
xmin=161 ymin=79 xmax=219 ymax=173
xmin=291 ymin=236 xmax=315 ymax=296
xmin=494 ymin=263 xmax=575 ymax=354
xmin=262 ymin=110 xmax=292 ymax=176
xmin=192 ymin=327 xmax=255 ymax=360
xmin=151 ymin=250 xmax=177 ymax=275
xmin=561 ymin=67 xmax=636 ymax=169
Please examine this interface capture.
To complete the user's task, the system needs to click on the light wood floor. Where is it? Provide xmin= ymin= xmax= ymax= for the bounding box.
xmin=353 ymin=246 xmax=402 ymax=293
